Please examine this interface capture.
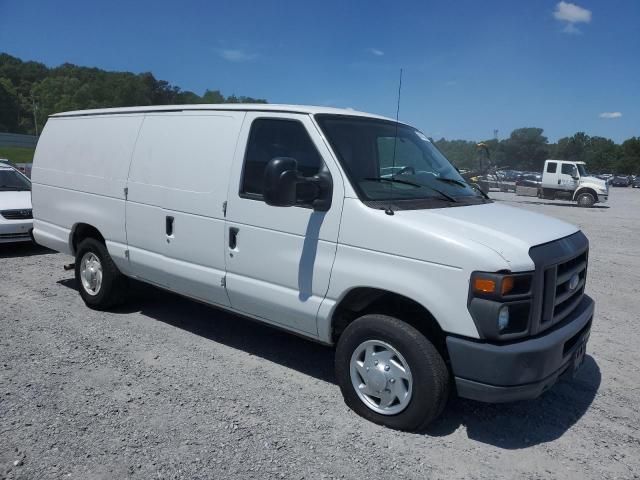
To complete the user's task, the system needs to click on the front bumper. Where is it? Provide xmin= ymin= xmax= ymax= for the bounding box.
xmin=597 ymin=193 xmax=608 ymax=203
xmin=448 ymin=294 xmax=594 ymax=403
xmin=0 ymin=219 xmax=33 ymax=244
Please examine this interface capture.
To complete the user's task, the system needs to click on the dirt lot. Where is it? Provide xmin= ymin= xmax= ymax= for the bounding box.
xmin=1 ymin=188 xmax=639 ymax=480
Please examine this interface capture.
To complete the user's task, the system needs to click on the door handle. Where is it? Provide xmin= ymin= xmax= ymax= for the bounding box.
xmin=166 ymin=216 xmax=174 ymax=236
xmin=229 ymin=227 xmax=239 ymax=249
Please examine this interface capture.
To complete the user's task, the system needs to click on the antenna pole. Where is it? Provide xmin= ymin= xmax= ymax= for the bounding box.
xmin=386 ymin=68 xmax=403 ymax=215
xmin=395 ymin=69 xmax=403 ymax=122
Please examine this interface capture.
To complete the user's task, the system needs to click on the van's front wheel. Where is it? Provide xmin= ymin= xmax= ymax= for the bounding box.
xmin=75 ymin=238 xmax=128 ymax=310
xmin=335 ymin=314 xmax=449 ymax=431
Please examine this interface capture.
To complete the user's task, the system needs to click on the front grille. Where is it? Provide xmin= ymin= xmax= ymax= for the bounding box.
xmin=552 ymin=251 xmax=587 ymax=322
xmin=1 ymin=209 xmax=33 ymax=220
xmin=529 ymin=232 xmax=589 ymax=334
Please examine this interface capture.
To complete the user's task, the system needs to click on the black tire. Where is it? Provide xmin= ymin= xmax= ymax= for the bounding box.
xmin=335 ymin=314 xmax=449 ymax=431
xmin=576 ymin=192 xmax=595 ymax=208
xmin=74 ymin=237 xmax=128 ymax=310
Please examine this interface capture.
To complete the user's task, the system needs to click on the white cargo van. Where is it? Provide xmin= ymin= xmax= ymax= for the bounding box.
xmin=32 ymin=105 xmax=594 ymax=431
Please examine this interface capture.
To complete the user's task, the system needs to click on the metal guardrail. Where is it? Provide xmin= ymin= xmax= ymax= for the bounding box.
xmin=0 ymin=132 xmax=38 ymax=148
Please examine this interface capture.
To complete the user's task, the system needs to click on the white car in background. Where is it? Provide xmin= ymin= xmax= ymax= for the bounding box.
xmin=0 ymin=163 xmax=33 ymax=243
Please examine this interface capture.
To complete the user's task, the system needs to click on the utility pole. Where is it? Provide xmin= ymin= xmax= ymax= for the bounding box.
xmin=32 ymin=97 xmax=39 ymax=137
xmin=493 ymin=129 xmax=498 ymax=141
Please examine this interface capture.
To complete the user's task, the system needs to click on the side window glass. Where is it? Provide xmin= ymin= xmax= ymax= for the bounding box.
xmin=546 ymin=162 xmax=557 ymax=173
xmin=241 ymin=119 xmax=322 ymax=197
xmin=561 ymin=163 xmax=575 ymax=175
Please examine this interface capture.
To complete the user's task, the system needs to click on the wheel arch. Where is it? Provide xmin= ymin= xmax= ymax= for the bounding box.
xmin=573 ymin=187 xmax=598 ymax=202
xmin=70 ymin=222 xmax=105 ymax=255
xmin=329 ymin=286 xmax=449 ymax=360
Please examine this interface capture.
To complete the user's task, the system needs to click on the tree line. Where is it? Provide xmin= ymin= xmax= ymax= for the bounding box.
xmin=435 ymin=128 xmax=639 ymax=175
xmin=1 ymin=53 xmax=637 ymax=174
xmin=0 ymin=53 xmax=266 ymax=135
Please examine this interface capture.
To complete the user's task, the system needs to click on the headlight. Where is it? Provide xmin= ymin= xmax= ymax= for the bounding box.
xmin=468 ymin=271 xmax=533 ymax=340
xmin=471 ymin=272 xmax=531 ymax=298
xmin=498 ymin=305 xmax=510 ymax=331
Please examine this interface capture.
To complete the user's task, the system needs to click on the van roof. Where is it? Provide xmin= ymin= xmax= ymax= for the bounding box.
xmin=50 ymin=104 xmax=397 ymax=122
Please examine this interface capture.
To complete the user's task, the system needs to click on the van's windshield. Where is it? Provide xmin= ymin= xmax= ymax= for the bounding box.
xmin=0 ymin=169 xmax=31 ymax=191
xmin=315 ymin=115 xmax=485 ymax=208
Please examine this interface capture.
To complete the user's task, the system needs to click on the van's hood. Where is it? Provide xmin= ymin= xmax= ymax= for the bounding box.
xmin=399 ymin=201 xmax=579 ymax=270
xmin=0 ymin=191 xmax=32 ymax=210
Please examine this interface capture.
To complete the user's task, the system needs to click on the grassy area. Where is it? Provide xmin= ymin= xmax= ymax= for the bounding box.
xmin=0 ymin=146 xmax=36 ymax=164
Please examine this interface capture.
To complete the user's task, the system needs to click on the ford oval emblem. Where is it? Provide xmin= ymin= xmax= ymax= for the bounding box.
xmin=569 ymin=273 xmax=580 ymax=291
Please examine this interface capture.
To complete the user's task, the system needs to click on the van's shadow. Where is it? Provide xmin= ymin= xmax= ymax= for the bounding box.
xmin=0 ymin=242 xmax=54 ymax=258
xmin=58 ymin=277 xmax=601 ymax=448
xmin=58 ymin=277 xmax=336 ymax=383
xmin=427 ymin=355 xmax=600 ymax=448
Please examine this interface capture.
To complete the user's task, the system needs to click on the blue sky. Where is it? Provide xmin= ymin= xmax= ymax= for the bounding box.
xmin=0 ymin=0 xmax=638 ymax=142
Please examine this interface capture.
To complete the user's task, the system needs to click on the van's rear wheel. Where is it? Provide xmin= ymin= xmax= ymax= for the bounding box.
xmin=576 ymin=192 xmax=595 ymax=208
xmin=335 ymin=314 xmax=449 ymax=431
xmin=75 ymin=238 xmax=128 ymax=309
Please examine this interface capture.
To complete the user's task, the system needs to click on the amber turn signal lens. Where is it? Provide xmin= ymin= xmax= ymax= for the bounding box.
xmin=473 ymin=278 xmax=496 ymax=293
xmin=501 ymin=276 xmax=515 ymax=295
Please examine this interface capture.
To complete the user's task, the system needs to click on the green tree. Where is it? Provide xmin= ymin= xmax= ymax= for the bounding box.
xmin=619 ymin=137 xmax=640 ymax=174
xmin=555 ymin=132 xmax=589 ymax=163
xmin=202 ymin=89 xmax=225 ymax=103
xmin=585 ymin=136 xmax=620 ymax=173
xmin=175 ymin=91 xmax=201 ymax=104
xmin=434 ymin=138 xmax=477 ymax=169
xmin=0 ymin=77 xmax=20 ymax=132
xmin=0 ymin=52 xmax=268 ymax=134
xmin=502 ymin=128 xmax=550 ymax=171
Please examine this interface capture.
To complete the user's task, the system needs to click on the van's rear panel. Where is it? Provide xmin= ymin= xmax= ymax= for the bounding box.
xmin=31 ymin=114 xmax=144 ymax=258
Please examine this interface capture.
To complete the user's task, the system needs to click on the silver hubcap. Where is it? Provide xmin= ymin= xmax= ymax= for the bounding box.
xmin=350 ymin=340 xmax=413 ymax=415
xmin=80 ymin=252 xmax=103 ymax=296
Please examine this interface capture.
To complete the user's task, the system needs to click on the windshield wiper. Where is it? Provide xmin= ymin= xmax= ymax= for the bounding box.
xmin=435 ymin=177 xmax=490 ymax=200
xmin=363 ymin=177 xmax=458 ymax=203
xmin=434 ymin=177 xmax=467 ymax=188
xmin=364 ymin=176 xmax=422 ymax=188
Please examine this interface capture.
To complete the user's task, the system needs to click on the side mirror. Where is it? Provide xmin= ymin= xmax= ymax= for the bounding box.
xmin=263 ymin=157 xmax=333 ymax=211
xmin=263 ymin=157 xmax=299 ymax=207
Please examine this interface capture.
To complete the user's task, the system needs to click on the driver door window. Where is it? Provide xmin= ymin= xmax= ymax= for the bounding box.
xmin=241 ymin=118 xmax=323 ymax=198
xmin=561 ymin=164 xmax=577 ymax=177
xmin=559 ymin=163 xmax=578 ymax=189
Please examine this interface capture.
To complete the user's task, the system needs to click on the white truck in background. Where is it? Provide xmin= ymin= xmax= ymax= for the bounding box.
xmin=540 ymin=159 xmax=608 ymax=207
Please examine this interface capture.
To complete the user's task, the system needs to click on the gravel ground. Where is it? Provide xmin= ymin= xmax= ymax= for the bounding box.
xmin=1 ymin=188 xmax=639 ymax=480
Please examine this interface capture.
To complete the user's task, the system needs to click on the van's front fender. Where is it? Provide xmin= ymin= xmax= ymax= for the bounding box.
xmin=317 ymin=243 xmax=481 ymax=343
